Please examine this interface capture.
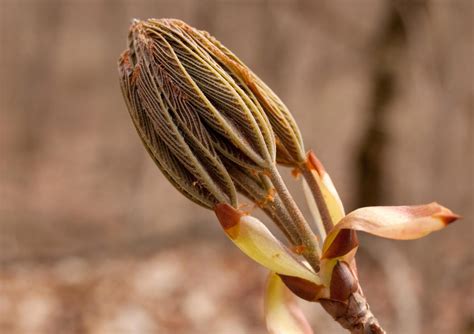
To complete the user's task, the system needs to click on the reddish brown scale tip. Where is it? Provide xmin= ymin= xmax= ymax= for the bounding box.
xmin=279 ymin=275 xmax=325 ymax=301
xmin=435 ymin=212 xmax=461 ymax=225
xmin=306 ymin=150 xmax=326 ymax=177
xmin=214 ymin=203 xmax=245 ymax=230
xmin=322 ymin=230 xmax=359 ymax=260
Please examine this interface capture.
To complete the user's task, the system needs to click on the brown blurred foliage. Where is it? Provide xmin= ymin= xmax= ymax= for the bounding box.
xmin=0 ymin=0 xmax=472 ymax=333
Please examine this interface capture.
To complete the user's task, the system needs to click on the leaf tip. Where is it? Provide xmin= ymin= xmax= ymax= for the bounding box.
xmin=430 ymin=202 xmax=461 ymax=226
xmin=435 ymin=212 xmax=461 ymax=225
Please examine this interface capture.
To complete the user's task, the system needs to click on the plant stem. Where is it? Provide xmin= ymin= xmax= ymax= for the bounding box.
xmin=264 ymin=201 xmax=304 ymax=246
xmin=261 ymin=205 xmax=298 ymax=245
xmin=320 ymin=284 xmax=386 ymax=334
xmin=260 ymin=175 xmax=304 ymax=246
xmin=267 ymin=165 xmax=321 ymax=271
xmin=300 ymin=165 xmax=334 ymax=234
xmin=227 ymin=167 xmax=302 ymax=246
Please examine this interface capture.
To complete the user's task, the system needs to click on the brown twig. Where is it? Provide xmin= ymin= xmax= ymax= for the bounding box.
xmin=320 ymin=286 xmax=386 ymax=334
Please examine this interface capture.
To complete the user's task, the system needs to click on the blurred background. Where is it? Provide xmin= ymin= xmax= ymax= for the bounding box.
xmin=0 ymin=0 xmax=472 ymax=333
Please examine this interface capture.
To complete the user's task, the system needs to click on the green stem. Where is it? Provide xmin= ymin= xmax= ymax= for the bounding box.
xmin=267 ymin=165 xmax=321 ymax=271
xmin=260 ymin=175 xmax=303 ymax=246
xmin=262 ymin=200 xmax=301 ymax=246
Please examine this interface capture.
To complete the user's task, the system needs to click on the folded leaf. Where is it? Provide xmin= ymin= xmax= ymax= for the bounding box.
xmin=323 ymin=202 xmax=459 ymax=258
xmin=215 ymin=204 xmax=322 ymax=285
xmin=265 ymin=272 xmax=314 ymax=334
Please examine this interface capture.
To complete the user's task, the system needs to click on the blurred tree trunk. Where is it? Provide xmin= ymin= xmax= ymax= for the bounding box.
xmin=18 ymin=0 xmax=63 ymax=183
xmin=355 ymin=0 xmax=426 ymax=207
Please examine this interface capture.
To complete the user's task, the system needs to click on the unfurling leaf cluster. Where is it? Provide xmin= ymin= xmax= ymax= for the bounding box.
xmin=119 ymin=19 xmax=305 ymax=211
xmin=118 ymin=18 xmax=460 ymax=334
